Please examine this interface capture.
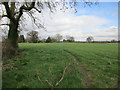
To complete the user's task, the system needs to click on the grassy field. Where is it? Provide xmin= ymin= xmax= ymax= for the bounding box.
xmin=2 ymin=43 xmax=118 ymax=88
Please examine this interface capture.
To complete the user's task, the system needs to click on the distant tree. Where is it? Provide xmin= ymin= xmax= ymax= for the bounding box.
xmin=46 ymin=37 xmax=52 ymax=43
xmin=111 ymin=39 xmax=116 ymax=43
xmin=27 ymin=31 xmax=39 ymax=43
xmin=42 ymin=39 xmax=46 ymax=43
xmin=54 ymin=34 xmax=63 ymax=42
xmin=18 ymin=35 xmax=25 ymax=43
xmin=51 ymin=37 xmax=57 ymax=42
xmin=66 ymin=35 xmax=75 ymax=42
xmin=86 ymin=36 xmax=94 ymax=42
xmin=38 ymin=38 xmax=46 ymax=43
xmin=118 ymin=40 xmax=120 ymax=43
xmin=63 ymin=39 xmax=67 ymax=42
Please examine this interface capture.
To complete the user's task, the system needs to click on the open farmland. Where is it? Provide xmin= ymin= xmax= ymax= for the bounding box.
xmin=2 ymin=43 xmax=118 ymax=88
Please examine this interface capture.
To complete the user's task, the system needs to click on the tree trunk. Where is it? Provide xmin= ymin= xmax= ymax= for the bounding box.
xmin=8 ymin=21 xmax=18 ymax=48
xmin=2 ymin=2 xmax=35 ymax=58
xmin=5 ymin=20 xmax=19 ymax=56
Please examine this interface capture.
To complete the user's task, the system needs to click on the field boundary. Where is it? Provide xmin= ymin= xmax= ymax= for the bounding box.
xmin=63 ymin=49 xmax=92 ymax=88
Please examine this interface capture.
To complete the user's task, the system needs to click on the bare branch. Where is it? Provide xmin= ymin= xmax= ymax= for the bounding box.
xmin=27 ymin=11 xmax=46 ymax=29
xmin=16 ymin=7 xmax=23 ymax=21
xmin=21 ymin=3 xmax=35 ymax=11
xmin=16 ymin=1 xmax=36 ymax=21
xmin=3 ymin=2 xmax=16 ymax=24
xmin=37 ymin=76 xmax=54 ymax=88
xmin=33 ymin=7 xmax=41 ymax=13
xmin=2 ymin=15 xmax=8 ymax=17
xmin=0 ymin=24 xmax=9 ymax=26
xmin=55 ymin=63 xmax=71 ymax=87
xmin=45 ymin=2 xmax=57 ymax=13
xmin=37 ymin=63 xmax=71 ymax=88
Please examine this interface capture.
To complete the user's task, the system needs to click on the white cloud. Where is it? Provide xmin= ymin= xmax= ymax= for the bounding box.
xmin=28 ymin=9 xmax=117 ymax=41
xmin=19 ymin=8 xmax=118 ymax=41
xmin=93 ymin=26 xmax=118 ymax=41
xmin=0 ymin=2 xmax=118 ymax=42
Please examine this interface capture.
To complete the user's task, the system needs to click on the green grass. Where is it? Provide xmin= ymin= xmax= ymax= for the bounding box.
xmin=2 ymin=43 xmax=118 ymax=88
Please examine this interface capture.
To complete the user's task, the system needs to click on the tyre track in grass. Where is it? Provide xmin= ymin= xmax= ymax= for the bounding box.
xmin=64 ymin=49 xmax=92 ymax=88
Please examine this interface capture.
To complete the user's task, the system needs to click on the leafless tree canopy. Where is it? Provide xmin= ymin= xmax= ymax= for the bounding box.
xmin=0 ymin=0 xmax=98 ymax=31
xmin=86 ymin=36 xmax=94 ymax=42
xmin=27 ymin=30 xmax=39 ymax=43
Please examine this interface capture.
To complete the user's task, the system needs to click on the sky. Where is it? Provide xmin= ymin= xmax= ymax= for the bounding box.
xmin=24 ymin=1 xmax=117 ymax=41
xmin=0 ymin=1 xmax=118 ymax=41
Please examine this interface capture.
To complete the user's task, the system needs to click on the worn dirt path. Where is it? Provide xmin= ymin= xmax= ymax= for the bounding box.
xmin=64 ymin=49 xmax=92 ymax=88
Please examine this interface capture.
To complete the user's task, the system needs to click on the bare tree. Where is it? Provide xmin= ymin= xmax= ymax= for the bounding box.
xmin=54 ymin=33 xmax=63 ymax=42
xmin=86 ymin=36 xmax=94 ymax=42
xmin=0 ymin=0 xmax=98 ymax=56
xmin=27 ymin=30 xmax=39 ymax=43
xmin=66 ymin=35 xmax=75 ymax=42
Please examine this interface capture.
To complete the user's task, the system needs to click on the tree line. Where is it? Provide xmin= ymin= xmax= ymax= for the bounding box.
xmin=16 ymin=31 xmax=75 ymax=43
xmin=13 ymin=30 xmax=119 ymax=43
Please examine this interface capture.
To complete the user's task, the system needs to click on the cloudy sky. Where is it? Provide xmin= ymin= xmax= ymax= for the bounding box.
xmin=1 ymin=1 xmax=118 ymax=41
xmin=23 ymin=2 xmax=117 ymax=41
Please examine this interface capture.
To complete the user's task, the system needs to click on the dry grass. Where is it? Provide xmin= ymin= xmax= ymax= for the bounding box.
xmin=2 ymin=40 xmax=17 ymax=60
